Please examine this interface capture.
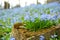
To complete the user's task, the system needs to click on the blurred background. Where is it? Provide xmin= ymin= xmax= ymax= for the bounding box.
xmin=0 ymin=0 xmax=60 ymax=8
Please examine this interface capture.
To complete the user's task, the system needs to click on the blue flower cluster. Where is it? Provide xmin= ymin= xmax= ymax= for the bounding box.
xmin=0 ymin=2 xmax=60 ymax=27
xmin=0 ymin=2 xmax=60 ymax=40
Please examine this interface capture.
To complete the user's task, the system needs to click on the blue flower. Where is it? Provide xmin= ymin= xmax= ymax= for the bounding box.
xmin=24 ymin=15 xmax=30 ymax=20
xmin=40 ymin=14 xmax=51 ymax=20
xmin=50 ymin=14 xmax=58 ymax=20
xmin=10 ymin=37 xmax=15 ymax=40
xmin=30 ymin=16 xmax=35 ymax=22
xmin=33 ymin=13 xmax=38 ymax=18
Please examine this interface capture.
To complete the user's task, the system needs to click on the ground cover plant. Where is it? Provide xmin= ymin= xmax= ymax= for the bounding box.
xmin=0 ymin=2 xmax=60 ymax=40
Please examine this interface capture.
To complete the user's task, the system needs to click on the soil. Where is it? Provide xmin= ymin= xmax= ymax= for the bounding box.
xmin=12 ymin=23 xmax=60 ymax=40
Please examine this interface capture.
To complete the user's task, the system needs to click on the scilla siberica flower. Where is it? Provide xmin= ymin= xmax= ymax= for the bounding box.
xmin=30 ymin=16 xmax=35 ymax=22
xmin=33 ymin=13 xmax=39 ymax=18
xmin=40 ymin=14 xmax=51 ymax=20
xmin=10 ymin=37 xmax=15 ymax=40
xmin=50 ymin=14 xmax=58 ymax=20
xmin=24 ymin=15 xmax=30 ymax=20
xmin=40 ymin=35 xmax=45 ymax=40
